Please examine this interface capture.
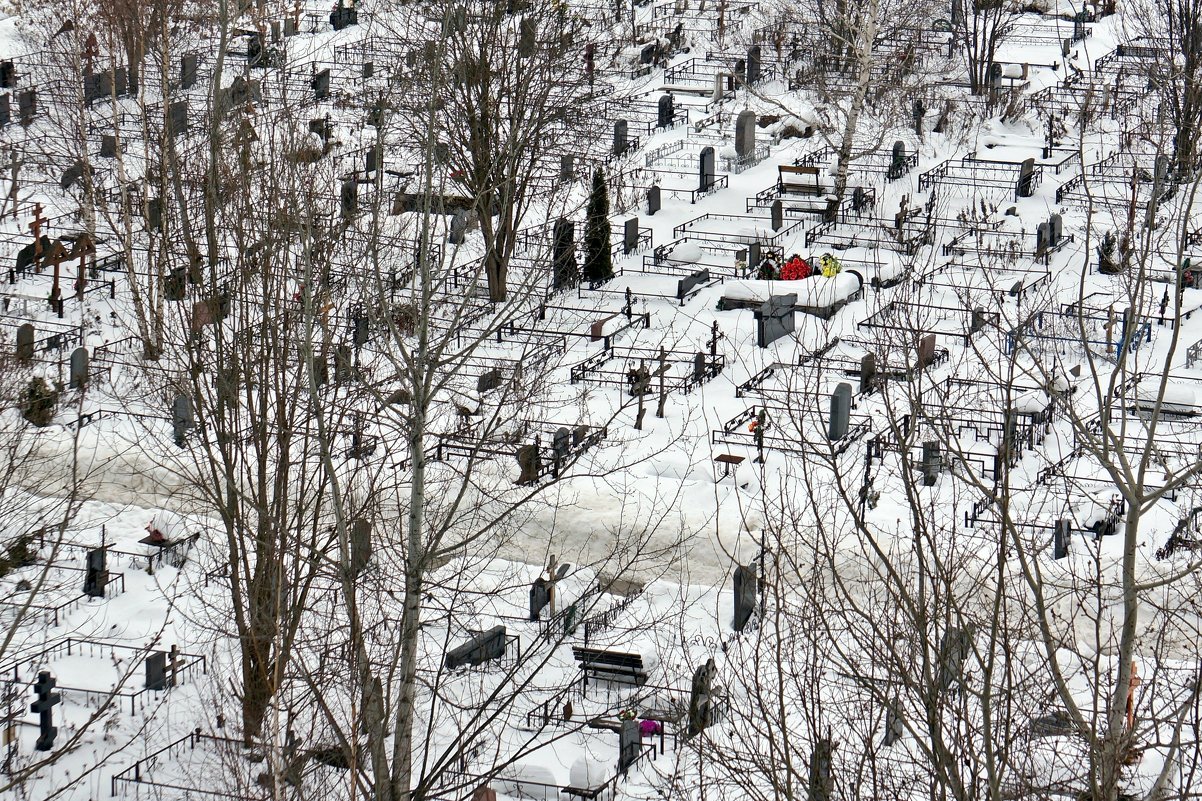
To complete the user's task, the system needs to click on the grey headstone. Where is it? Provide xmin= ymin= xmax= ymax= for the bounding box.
xmin=169 ymin=100 xmax=188 ymax=137
xmin=69 ymin=347 xmax=88 ymax=389
xmin=921 ymin=441 xmax=940 ymax=486
xmin=657 ymin=93 xmax=674 ymax=129
xmin=1050 ymin=213 xmax=1063 ymax=245
xmin=648 ymin=185 xmax=661 ymax=216
xmin=888 ymin=140 xmax=906 ymax=180
xmin=1053 ymin=519 xmax=1070 ymax=560
xmin=613 ymin=120 xmax=628 ymax=156
xmin=0 ymin=94 xmax=9 ymax=126
xmin=477 ymin=368 xmax=503 ymax=393
xmin=828 ymin=382 xmax=852 ymax=440
xmin=100 ymin=134 xmax=117 ymax=158
xmin=334 ymin=344 xmax=354 ymax=383
xmin=699 ymin=146 xmax=716 ymax=192
xmin=517 ymin=444 xmax=540 ymax=484
xmin=746 ymin=45 xmax=761 ymax=84
xmin=181 ymin=54 xmax=198 ymax=89
xmin=18 ymin=89 xmax=35 ymax=125
xmin=83 ymin=547 xmax=106 ymax=598
xmin=312 ymin=69 xmax=331 ymax=100
xmin=809 ymin=738 xmax=833 ymax=801
xmin=449 ymin=210 xmax=467 ymax=244
xmin=1017 ymin=157 xmax=1035 ymax=197
xmin=351 ymin=518 xmax=372 ymax=574
xmin=771 ymin=199 xmax=783 ymax=231
xmin=619 ymin=718 xmax=641 ymax=772
xmin=677 ymin=268 xmax=710 ymax=300
xmin=917 ymin=333 xmax=936 ymax=369
xmin=687 ymin=658 xmax=716 ymax=736
xmin=882 ymin=698 xmax=904 ymax=746
xmin=970 ymin=308 xmax=989 ymax=334
xmin=692 ymin=351 xmax=706 ymax=384
xmin=529 ymin=577 xmax=550 ymax=620
xmin=445 ymin=625 xmax=507 ymax=670
xmin=640 ymin=43 xmax=656 ymax=64
xmin=559 ymin=154 xmax=575 ymax=183
xmin=519 ymin=17 xmax=537 ymax=57
xmin=733 ymin=562 xmax=757 ymax=631
xmin=735 ymin=110 xmax=756 ymax=161
xmin=145 ymin=652 xmax=169 ymax=690
xmin=341 ymin=178 xmax=357 ymax=220
xmin=754 ymin=293 xmax=797 ymax=347
xmin=16 ymin=323 xmax=34 ymax=363
xmin=938 ymin=627 xmax=972 ymax=692
xmin=860 ymin=353 xmax=876 ymax=393
xmin=1036 ymin=222 xmax=1050 ymax=256
xmin=623 ymin=217 xmax=639 ymax=254
xmin=172 ymin=394 xmax=194 ymax=445
xmin=748 ymin=241 xmax=761 ymax=269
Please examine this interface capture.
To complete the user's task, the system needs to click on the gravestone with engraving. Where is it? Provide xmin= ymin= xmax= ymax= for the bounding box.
xmin=648 ymin=185 xmax=661 ymax=216
xmin=1017 ymin=157 xmax=1035 ymax=197
xmin=677 ymin=268 xmax=710 ymax=300
xmin=619 ymin=718 xmax=641 ymax=772
xmin=771 ymin=199 xmax=784 ymax=231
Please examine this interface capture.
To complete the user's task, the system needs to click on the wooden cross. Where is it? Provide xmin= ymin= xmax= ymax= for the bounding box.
xmin=655 ymin=346 xmax=670 ymax=418
xmin=28 ymin=202 xmax=47 ymax=264
xmin=47 ymin=240 xmax=66 ymax=307
xmin=632 ymin=360 xmax=650 ymax=430
xmin=72 ymin=233 xmax=94 ymax=297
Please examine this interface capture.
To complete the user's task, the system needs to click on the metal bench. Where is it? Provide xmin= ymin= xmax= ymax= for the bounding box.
xmin=571 ymin=646 xmax=647 ymax=687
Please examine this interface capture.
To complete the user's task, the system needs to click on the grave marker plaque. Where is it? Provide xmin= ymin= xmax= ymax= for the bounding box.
xmin=172 ymin=394 xmax=194 ymax=446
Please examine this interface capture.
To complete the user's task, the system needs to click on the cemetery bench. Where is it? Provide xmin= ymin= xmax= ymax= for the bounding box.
xmin=572 ymin=646 xmax=647 ymax=687
xmin=714 ymin=453 xmax=744 ymax=478
xmin=778 ymin=165 xmax=824 ymax=197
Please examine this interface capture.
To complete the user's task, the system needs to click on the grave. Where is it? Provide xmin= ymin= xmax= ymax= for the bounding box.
xmin=445 ymin=626 xmax=509 ymax=670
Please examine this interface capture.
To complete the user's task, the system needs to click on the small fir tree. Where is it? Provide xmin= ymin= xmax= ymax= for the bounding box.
xmin=584 ymin=169 xmax=614 ymax=284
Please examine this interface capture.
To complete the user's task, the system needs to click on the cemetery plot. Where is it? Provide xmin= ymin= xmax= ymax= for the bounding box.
xmin=918 ymin=157 xmax=1042 ymax=202
xmin=0 ymin=555 xmax=127 ymax=628
xmin=627 ymin=141 xmax=730 ymax=204
xmin=711 ymin=400 xmax=874 ymax=462
xmin=428 ymin=421 xmax=608 ymax=486
xmin=569 ymin=344 xmax=726 ymax=396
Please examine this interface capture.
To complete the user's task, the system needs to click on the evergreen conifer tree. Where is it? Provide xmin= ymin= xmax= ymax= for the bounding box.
xmin=584 ymin=169 xmax=614 ymax=284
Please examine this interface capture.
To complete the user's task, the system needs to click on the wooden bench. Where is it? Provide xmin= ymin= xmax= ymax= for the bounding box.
xmin=571 ymin=646 xmax=647 ymax=686
xmin=779 ymin=165 xmax=824 ymax=196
